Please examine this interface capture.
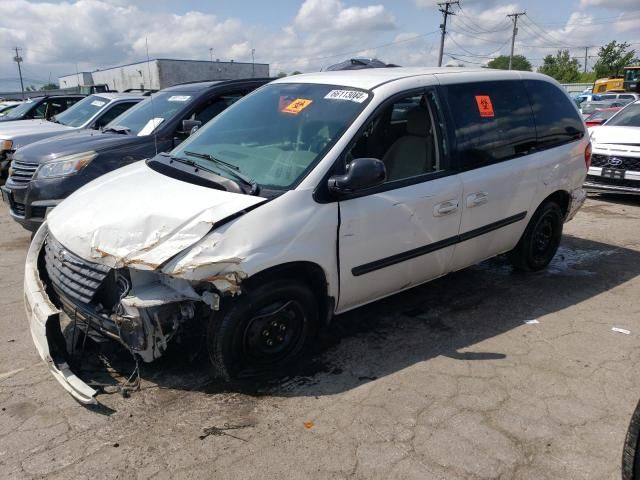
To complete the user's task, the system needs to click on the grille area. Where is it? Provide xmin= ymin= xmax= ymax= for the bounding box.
xmin=591 ymin=154 xmax=640 ymax=170
xmin=8 ymin=158 xmax=39 ymax=184
xmin=12 ymin=201 xmax=25 ymax=216
xmin=44 ymin=234 xmax=111 ymax=304
xmin=586 ymin=174 xmax=640 ymax=188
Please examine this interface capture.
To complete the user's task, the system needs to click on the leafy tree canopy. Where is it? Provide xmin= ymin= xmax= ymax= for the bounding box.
xmin=538 ymin=50 xmax=580 ymax=83
xmin=487 ymin=55 xmax=532 ymax=71
xmin=593 ymin=41 xmax=639 ymax=77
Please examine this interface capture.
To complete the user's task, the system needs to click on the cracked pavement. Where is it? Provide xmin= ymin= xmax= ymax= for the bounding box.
xmin=0 ymin=195 xmax=639 ymax=479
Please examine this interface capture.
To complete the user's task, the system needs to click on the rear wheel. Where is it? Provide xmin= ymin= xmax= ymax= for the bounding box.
xmin=508 ymin=201 xmax=563 ymax=272
xmin=207 ymin=279 xmax=319 ymax=381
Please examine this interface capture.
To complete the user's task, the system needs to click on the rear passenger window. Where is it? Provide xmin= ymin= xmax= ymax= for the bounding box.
xmin=524 ymin=80 xmax=584 ymax=150
xmin=442 ymin=80 xmax=536 ymax=170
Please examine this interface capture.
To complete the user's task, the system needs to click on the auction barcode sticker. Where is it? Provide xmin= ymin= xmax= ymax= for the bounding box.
xmin=91 ymin=100 xmax=106 ymax=107
xmin=324 ymin=90 xmax=368 ymax=103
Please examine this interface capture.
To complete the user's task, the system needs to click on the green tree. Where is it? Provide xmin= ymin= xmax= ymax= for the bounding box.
xmin=577 ymin=72 xmax=596 ymax=83
xmin=487 ymin=54 xmax=532 ymax=71
xmin=276 ymin=71 xmax=287 ymax=78
xmin=39 ymin=83 xmax=59 ymax=91
xmin=593 ymin=41 xmax=639 ymax=77
xmin=290 ymin=71 xmax=302 ymax=75
xmin=25 ymin=85 xmax=37 ymax=92
xmin=538 ymin=50 xmax=580 ymax=83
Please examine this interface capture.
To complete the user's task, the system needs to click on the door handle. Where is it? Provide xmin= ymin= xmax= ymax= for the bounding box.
xmin=434 ymin=199 xmax=459 ymax=217
xmin=466 ymin=191 xmax=488 ymax=208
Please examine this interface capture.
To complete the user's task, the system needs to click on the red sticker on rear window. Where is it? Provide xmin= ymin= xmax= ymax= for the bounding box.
xmin=475 ymin=95 xmax=495 ymax=117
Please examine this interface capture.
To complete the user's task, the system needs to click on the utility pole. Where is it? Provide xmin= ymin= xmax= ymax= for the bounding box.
xmin=209 ymin=48 xmax=213 ymax=63
xmin=584 ymin=46 xmax=588 ymax=73
xmin=437 ymin=1 xmax=459 ymax=67
xmin=13 ymin=47 xmax=24 ymax=99
xmin=251 ymin=48 xmax=255 ymax=77
xmin=507 ymin=11 xmax=526 ymax=70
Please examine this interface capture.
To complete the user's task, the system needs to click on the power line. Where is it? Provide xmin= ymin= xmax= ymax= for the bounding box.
xmin=447 ymin=34 xmax=511 ymax=58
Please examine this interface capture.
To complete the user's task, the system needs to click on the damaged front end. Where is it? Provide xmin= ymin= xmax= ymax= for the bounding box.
xmin=26 ymin=225 xmax=223 ymax=403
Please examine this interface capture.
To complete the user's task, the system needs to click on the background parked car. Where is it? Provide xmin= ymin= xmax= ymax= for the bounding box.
xmin=0 ymin=93 xmax=143 ymax=182
xmin=0 ymin=95 xmax=83 ymax=123
xmin=0 ymin=101 xmax=22 ymax=117
xmin=580 ymin=100 xmax=627 ymax=119
xmin=599 ymin=92 xmax=640 ymax=103
xmin=325 ymin=58 xmax=400 ymax=70
xmin=584 ymin=107 xmax=623 ymax=127
xmin=1 ymin=78 xmax=271 ymax=231
xmin=574 ymin=93 xmax=601 ymax=108
xmin=585 ymin=100 xmax=640 ymax=194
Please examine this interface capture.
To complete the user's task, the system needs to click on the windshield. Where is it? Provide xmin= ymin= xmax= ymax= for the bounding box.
xmin=625 ymin=69 xmax=640 ymax=82
xmin=55 ymin=95 xmax=108 ymax=127
xmin=605 ymin=103 xmax=640 ymax=127
xmin=587 ymin=109 xmax=619 ymax=122
xmin=105 ymin=91 xmax=196 ymax=135
xmin=5 ymin=98 xmax=42 ymax=118
xmin=171 ymin=83 xmax=370 ymax=190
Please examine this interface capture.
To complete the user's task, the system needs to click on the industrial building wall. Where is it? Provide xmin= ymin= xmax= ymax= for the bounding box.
xmin=58 ymin=72 xmax=93 ymax=88
xmin=90 ymin=60 xmax=161 ymax=91
xmin=157 ymin=60 xmax=269 ymax=88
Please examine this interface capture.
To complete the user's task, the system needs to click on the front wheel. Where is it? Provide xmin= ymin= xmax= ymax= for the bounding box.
xmin=207 ymin=279 xmax=319 ymax=381
xmin=508 ymin=201 xmax=564 ymax=272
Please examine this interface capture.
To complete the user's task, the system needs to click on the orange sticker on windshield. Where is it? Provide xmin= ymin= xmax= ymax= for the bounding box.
xmin=475 ymin=95 xmax=495 ymax=117
xmin=282 ymin=98 xmax=313 ymax=114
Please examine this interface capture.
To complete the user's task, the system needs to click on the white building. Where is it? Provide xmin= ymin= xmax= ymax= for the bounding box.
xmin=59 ymin=58 xmax=270 ymax=91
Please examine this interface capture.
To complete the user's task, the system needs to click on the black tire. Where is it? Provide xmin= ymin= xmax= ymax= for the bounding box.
xmin=623 ymin=399 xmax=640 ymax=480
xmin=207 ymin=279 xmax=319 ymax=382
xmin=508 ymin=201 xmax=563 ymax=272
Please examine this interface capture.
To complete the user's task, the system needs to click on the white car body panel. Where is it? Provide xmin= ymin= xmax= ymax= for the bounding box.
xmin=337 ymin=174 xmax=463 ymax=311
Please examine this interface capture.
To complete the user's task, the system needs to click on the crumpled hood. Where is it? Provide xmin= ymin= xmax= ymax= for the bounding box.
xmin=590 ymin=126 xmax=640 ymax=150
xmin=47 ymin=160 xmax=267 ymax=269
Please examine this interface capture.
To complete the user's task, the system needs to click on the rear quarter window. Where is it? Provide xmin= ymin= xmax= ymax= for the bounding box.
xmin=442 ymin=80 xmax=537 ymax=170
xmin=524 ymin=80 xmax=584 ymax=150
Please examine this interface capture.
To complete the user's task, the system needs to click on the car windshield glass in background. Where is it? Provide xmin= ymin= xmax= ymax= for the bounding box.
xmin=605 ymin=103 xmax=640 ymax=127
xmin=55 ymin=95 xmax=109 ymax=127
xmin=5 ymin=98 xmax=42 ymax=118
xmin=106 ymin=91 xmax=196 ymax=136
xmin=171 ymin=83 xmax=370 ymax=189
xmin=588 ymin=109 xmax=618 ymax=121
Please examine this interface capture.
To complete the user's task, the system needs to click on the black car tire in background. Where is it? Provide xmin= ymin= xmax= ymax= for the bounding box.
xmin=623 ymin=399 xmax=640 ymax=480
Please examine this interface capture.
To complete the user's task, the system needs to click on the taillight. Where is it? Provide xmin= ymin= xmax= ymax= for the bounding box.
xmin=585 ymin=143 xmax=592 ymax=169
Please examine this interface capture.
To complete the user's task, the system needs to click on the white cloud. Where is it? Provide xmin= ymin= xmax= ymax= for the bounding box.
xmin=579 ymin=0 xmax=639 ymax=10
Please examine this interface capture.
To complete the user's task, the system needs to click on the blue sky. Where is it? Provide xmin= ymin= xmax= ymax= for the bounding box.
xmin=0 ymin=0 xmax=639 ymax=90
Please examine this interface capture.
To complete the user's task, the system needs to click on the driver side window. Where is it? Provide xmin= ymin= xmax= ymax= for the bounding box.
xmin=346 ymin=91 xmax=446 ymax=183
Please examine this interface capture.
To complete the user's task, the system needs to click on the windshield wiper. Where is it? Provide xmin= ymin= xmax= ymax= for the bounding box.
xmin=183 ymin=150 xmax=259 ymax=195
xmin=102 ymin=125 xmax=131 ymax=135
xmin=50 ymin=115 xmax=60 ymax=124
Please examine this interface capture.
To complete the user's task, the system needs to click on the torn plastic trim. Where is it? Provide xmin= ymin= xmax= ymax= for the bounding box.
xmin=24 ymin=223 xmax=98 ymax=404
xmin=566 ymin=187 xmax=586 ymax=222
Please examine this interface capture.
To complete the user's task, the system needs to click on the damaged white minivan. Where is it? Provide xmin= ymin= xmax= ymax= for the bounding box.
xmin=25 ymin=68 xmax=589 ymax=403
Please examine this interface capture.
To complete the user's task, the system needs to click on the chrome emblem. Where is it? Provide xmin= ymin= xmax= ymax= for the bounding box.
xmin=608 ymin=157 xmax=623 ymax=166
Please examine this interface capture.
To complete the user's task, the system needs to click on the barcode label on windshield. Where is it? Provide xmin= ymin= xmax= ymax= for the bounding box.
xmin=325 ymin=90 xmax=368 ymax=103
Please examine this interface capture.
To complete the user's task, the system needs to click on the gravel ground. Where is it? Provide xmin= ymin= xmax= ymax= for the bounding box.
xmin=0 ymin=195 xmax=639 ymax=479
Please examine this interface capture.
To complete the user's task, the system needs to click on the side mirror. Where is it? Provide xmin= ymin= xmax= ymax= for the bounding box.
xmin=182 ymin=119 xmax=202 ymax=136
xmin=328 ymin=157 xmax=386 ymax=195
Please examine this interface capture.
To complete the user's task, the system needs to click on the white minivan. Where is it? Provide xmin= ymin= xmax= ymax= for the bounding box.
xmin=24 ymin=68 xmax=589 ymax=403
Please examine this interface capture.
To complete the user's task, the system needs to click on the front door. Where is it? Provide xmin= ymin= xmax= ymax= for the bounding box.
xmin=336 ymin=90 xmax=463 ymax=312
